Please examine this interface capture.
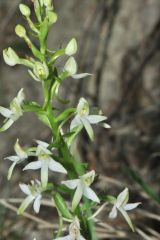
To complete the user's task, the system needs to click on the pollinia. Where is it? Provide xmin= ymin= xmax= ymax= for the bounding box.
xmin=0 ymin=1 xmax=140 ymax=239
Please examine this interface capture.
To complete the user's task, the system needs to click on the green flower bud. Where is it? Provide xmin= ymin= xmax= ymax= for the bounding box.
xmin=19 ymin=4 xmax=31 ymax=17
xmin=3 ymin=48 xmax=20 ymax=66
xmin=65 ymin=38 xmax=77 ymax=56
xmin=64 ymin=57 xmax=77 ymax=75
xmin=33 ymin=62 xmax=49 ymax=80
xmin=15 ymin=24 xmax=26 ymax=38
xmin=47 ymin=11 xmax=57 ymax=25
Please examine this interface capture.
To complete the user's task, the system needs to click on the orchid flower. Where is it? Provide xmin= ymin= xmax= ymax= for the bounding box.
xmin=23 ymin=140 xmax=67 ymax=188
xmin=5 ymin=139 xmax=29 ymax=180
xmin=18 ymin=180 xmax=42 ymax=214
xmin=28 ymin=61 xmax=49 ymax=82
xmin=70 ymin=98 xmax=110 ymax=140
xmin=0 ymin=89 xmax=25 ymax=132
xmin=62 ymin=170 xmax=100 ymax=211
xmin=55 ymin=216 xmax=86 ymax=240
xmin=64 ymin=57 xmax=91 ymax=79
xmin=109 ymin=188 xmax=141 ymax=231
xmin=3 ymin=47 xmax=20 ymax=66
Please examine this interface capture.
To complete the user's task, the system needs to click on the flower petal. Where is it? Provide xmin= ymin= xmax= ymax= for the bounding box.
xmin=99 ymin=122 xmax=111 ymax=129
xmin=17 ymin=195 xmax=34 ymax=215
xmin=48 ymin=159 xmax=67 ymax=174
xmin=28 ymin=69 xmax=41 ymax=82
xmin=33 ymin=195 xmax=42 ymax=213
xmin=0 ymin=106 xmax=12 ymax=118
xmin=36 ymin=140 xmax=49 ymax=148
xmin=5 ymin=156 xmax=19 ymax=162
xmin=81 ymin=117 xmax=94 ymax=140
xmin=109 ymin=206 xmax=117 ymax=219
xmin=19 ymin=183 xmax=31 ymax=195
xmin=72 ymin=183 xmax=83 ymax=211
xmin=118 ymin=207 xmax=135 ymax=232
xmin=8 ymin=161 xmax=17 ymax=180
xmin=62 ymin=179 xmax=80 ymax=189
xmin=86 ymin=115 xmax=107 ymax=124
xmin=23 ymin=160 xmax=42 ymax=170
xmin=0 ymin=119 xmax=14 ymax=132
xmin=17 ymin=88 xmax=25 ymax=105
xmin=65 ymin=38 xmax=77 ymax=56
xmin=116 ymin=188 xmax=129 ymax=208
xmin=64 ymin=57 xmax=77 ymax=75
xmin=124 ymin=202 xmax=141 ymax=211
xmin=83 ymin=187 xmax=100 ymax=203
xmin=72 ymin=73 xmax=92 ymax=79
xmin=41 ymin=160 xmax=49 ymax=188
xmin=70 ymin=116 xmax=81 ymax=130
xmin=14 ymin=139 xmax=27 ymax=159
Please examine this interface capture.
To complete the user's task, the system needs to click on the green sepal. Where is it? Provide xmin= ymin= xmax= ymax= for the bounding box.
xmin=53 ymin=192 xmax=73 ymax=219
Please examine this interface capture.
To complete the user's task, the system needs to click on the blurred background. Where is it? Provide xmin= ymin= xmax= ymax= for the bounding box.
xmin=0 ymin=0 xmax=160 ymax=239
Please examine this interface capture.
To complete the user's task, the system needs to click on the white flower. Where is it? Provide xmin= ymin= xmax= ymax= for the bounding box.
xmin=64 ymin=57 xmax=91 ymax=79
xmin=109 ymin=188 xmax=141 ymax=231
xmin=70 ymin=98 xmax=110 ymax=140
xmin=55 ymin=217 xmax=86 ymax=240
xmin=5 ymin=139 xmax=29 ymax=180
xmin=23 ymin=140 xmax=67 ymax=188
xmin=62 ymin=170 xmax=100 ymax=211
xmin=65 ymin=38 xmax=77 ymax=56
xmin=28 ymin=61 xmax=49 ymax=82
xmin=18 ymin=180 xmax=42 ymax=214
xmin=0 ymin=89 xmax=25 ymax=132
xmin=3 ymin=47 xmax=20 ymax=66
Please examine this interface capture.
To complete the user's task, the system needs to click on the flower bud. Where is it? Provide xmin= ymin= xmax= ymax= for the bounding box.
xmin=65 ymin=38 xmax=77 ymax=56
xmin=3 ymin=48 xmax=20 ymax=66
xmin=64 ymin=57 xmax=77 ymax=75
xmin=19 ymin=4 xmax=31 ymax=17
xmin=43 ymin=0 xmax=52 ymax=8
xmin=33 ymin=62 xmax=49 ymax=80
xmin=15 ymin=24 xmax=26 ymax=38
xmin=47 ymin=11 xmax=57 ymax=25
